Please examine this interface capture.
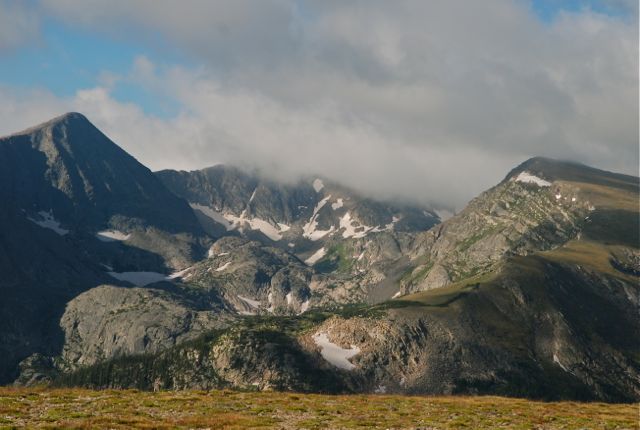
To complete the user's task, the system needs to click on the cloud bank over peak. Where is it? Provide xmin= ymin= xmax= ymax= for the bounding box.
xmin=0 ymin=0 xmax=637 ymax=209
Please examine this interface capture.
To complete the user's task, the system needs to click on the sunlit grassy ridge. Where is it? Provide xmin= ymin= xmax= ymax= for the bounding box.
xmin=0 ymin=388 xmax=636 ymax=429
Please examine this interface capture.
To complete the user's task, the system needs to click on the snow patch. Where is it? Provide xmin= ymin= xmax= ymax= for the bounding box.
xmin=302 ymin=195 xmax=335 ymax=240
xmin=384 ymin=215 xmax=402 ymax=231
xmin=553 ymin=353 xmax=570 ymax=372
xmin=223 ymin=210 xmax=288 ymax=241
xmin=96 ymin=229 xmax=130 ymax=242
xmin=248 ymin=187 xmax=258 ymax=203
xmin=299 ymin=300 xmax=310 ymax=314
xmin=331 ymin=198 xmax=344 ymax=210
xmin=312 ymin=178 xmax=324 ymax=192
xmin=374 ymin=385 xmax=387 ymax=394
xmin=339 ymin=212 xmax=381 ymax=238
xmin=392 ymin=291 xmax=402 ymax=299
xmin=312 ymin=332 xmax=360 ymax=370
xmin=246 ymin=217 xmax=284 ymax=241
xmin=286 ymin=292 xmax=293 ymax=305
xmin=277 ymin=223 xmax=291 ymax=232
xmin=167 ymin=267 xmax=192 ymax=280
xmin=209 ymin=250 xmax=230 ymax=258
xmin=28 ymin=211 xmax=69 ymax=236
xmin=305 ymin=247 xmax=326 ymax=265
xmin=514 ymin=171 xmax=552 ymax=187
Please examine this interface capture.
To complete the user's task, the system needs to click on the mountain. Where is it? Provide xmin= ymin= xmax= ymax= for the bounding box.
xmin=17 ymin=137 xmax=636 ymax=402
xmin=2 ymin=113 xmax=637 ymax=401
xmin=0 ymin=113 xmax=439 ymax=384
xmin=156 ymin=165 xmax=441 ymax=306
xmin=0 ymin=112 xmax=208 ymax=270
xmin=156 ymin=165 xmax=438 ymax=254
xmin=0 ymin=113 xmax=212 ymax=383
xmin=397 ymin=157 xmax=638 ymax=293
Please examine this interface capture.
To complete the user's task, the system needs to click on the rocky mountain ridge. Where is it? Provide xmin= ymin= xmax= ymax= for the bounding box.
xmin=1 ymin=113 xmax=638 ymax=402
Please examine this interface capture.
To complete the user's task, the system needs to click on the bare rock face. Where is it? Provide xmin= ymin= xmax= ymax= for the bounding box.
xmin=416 ymin=264 xmax=450 ymax=290
xmin=176 ymin=236 xmax=316 ymax=315
xmin=59 ymin=285 xmax=228 ymax=370
xmin=400 ymin=158 xmax=616 ymax=293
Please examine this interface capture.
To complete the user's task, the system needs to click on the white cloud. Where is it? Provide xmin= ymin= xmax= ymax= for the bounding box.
xmin=0 ymin=1 xmax=39 ymax=52
xmin=0 ymin=0 xmax=637 ymax=208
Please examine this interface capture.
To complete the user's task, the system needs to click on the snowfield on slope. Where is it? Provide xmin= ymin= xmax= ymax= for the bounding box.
xmin=302 ymin=195 xmax=335 ymax=240
xmin=27 ymin=210 xmax=69 ymax=235
xmin=514 ymin=171 xmax=552 ymax=187
xmin=192 ymin=203 xmax=289 ymax=241
xmin=305 ymin=247 xmax=326 ymax=265
xmin=96 ymin=229 xmax=130 ymax=242
xmin=312 ymin=332 xmax=360 ymax=370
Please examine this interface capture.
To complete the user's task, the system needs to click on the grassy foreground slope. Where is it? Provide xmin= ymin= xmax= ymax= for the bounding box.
xmin=0 ymin=388 xmax=636 ymax=430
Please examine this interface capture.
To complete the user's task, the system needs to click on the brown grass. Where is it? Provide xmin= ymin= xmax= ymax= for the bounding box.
xmin=0 ymin=387 xmax=636 ymax=429
xmin=540 ymin=239 xmax=637 ymax=281
xmin=559 ymin=180 xmax=638 ymax=212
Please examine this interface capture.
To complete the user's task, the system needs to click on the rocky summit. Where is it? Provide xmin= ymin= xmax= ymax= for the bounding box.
xmin=2 ymin=114 xmax=638 ymax=402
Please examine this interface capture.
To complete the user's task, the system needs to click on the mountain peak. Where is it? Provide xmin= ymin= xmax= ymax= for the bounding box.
xmin=504 ymin=156 xmax=638 ymax=192
xmin=33 ymin=111 xmax=93 ymax=131
xmin=3 ymin=112 xmax=94 ymax=140
xmin=53 ymin=111 xmax=89 ymax=123
xmin=508 ymin=156 xmax=581 ymax=177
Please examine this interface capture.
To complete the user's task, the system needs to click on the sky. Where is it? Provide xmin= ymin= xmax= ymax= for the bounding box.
xmin=0 ymin=0 xmax=637 ymax=209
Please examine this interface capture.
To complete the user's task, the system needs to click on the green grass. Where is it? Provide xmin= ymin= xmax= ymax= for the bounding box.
xmin=315 ymin=243 xmax=356 ymax=274
xmin=401 ymin=268 xmax=499 ymax=307
xmin=0 ymin=387 xmax=635 ymax=429
xmin=400 ymin=260 xmax=435 ymax=285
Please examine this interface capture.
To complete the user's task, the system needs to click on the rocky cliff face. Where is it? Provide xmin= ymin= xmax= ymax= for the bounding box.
xmin=58 ymin=284 xmax=230 ymax=370
xmin=174 ymin=236 xmax=316 ymax=315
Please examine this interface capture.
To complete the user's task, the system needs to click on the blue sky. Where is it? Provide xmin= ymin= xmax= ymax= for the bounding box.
xmin=530 ymin=0 xmax=636 ymax=21
xmin=0 ymin=19 xmax=182 ymax=118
